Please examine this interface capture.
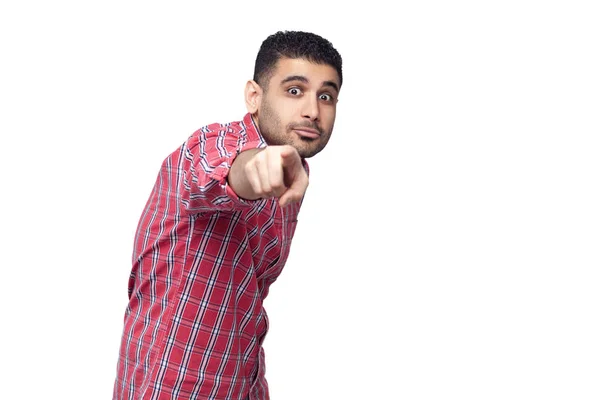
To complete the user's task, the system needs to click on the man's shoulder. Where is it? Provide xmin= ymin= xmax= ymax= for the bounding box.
xmin=199 ymin=113 xmax=252 ymax=135
xmin=193 ymin=113 xmax=262 ymax=145
xmin=202 ymin=120 xmax=242 ymax=134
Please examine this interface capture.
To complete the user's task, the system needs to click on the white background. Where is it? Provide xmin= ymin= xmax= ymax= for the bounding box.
xmin=1 ymin=1 xmax=599 ymax=399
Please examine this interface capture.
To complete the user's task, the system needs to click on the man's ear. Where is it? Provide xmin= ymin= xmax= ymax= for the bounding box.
xmin=244 ymin=80 xmax=262 ymax=113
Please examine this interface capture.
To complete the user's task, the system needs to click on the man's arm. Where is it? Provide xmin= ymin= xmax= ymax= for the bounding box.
xmin=228 ymin=145 xmax=309 ymax=207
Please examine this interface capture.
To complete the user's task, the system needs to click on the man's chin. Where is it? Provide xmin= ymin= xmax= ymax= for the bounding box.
xmin=295 ymin=144 xmax=322 ymax=159
xmin=289 ymin=136 xmax=328 ymax=158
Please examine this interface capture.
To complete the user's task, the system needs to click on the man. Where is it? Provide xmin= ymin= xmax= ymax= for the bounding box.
xmin=113 ymin=31 xmax=343 ymax=400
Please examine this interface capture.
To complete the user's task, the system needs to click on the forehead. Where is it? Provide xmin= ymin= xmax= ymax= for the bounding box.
xmin=270 ymin=57 xmax=341 ymax=88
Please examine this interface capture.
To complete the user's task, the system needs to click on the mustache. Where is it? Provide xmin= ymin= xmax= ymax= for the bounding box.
xmin=287 ymin=122 xmax=323 ymax=135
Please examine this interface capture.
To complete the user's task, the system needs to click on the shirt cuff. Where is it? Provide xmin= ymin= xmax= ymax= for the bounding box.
xmin=212 ymin=139 xmax=266 ymax=206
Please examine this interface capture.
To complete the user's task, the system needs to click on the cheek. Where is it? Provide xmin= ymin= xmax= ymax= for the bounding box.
xmin=280 ymin=101 xmax=300 ymax=119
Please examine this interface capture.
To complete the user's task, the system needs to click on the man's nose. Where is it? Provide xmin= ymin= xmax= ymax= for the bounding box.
xmin=301 ymin=95 xmax=319 ymax=121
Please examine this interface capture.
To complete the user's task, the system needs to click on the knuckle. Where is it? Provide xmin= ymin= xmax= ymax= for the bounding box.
xmin=244 ymin=162 xmax=255 ymax=175
xmin=271 ymin=179 xmax=284 ymax=191
xmin=260 ymin=182 xmax=271 ymax=194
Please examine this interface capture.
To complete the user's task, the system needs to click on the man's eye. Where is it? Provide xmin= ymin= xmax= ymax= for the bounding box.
xmin=320 ymin=93 xmax=333 ymax=101
xmin=288 ymin=88 xmax=302 ymax=95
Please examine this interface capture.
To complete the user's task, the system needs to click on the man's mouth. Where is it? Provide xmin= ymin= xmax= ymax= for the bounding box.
xmin=292 ymin=127 xmax=321 ymax=139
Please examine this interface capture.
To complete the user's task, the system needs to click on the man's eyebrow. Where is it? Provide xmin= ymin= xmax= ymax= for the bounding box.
xmin=280 ymin=75 xmax=309 ymax=85
xmin=281 ymin=75 xmax=340 ymax=94
xmin=323 ymin=80 xmax=340 ymax=94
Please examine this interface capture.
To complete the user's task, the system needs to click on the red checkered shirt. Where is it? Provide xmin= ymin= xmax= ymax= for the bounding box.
xmin=113 ymin=113 xmax=305 ymax=400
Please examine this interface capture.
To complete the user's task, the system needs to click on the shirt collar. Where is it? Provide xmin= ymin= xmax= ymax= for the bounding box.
xmin=242 ymin=113 xmax=266 ymax=146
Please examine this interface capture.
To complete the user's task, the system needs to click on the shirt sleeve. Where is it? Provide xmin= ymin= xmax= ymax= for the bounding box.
xmin=179 ymin=125 xmax=264 ymax=213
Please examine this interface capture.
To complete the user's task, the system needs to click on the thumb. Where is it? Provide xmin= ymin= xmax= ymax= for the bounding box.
xmin=280 ymin=145 xmax=300 ymax=168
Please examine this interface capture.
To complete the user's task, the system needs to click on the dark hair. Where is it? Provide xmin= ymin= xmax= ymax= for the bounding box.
xmin=253 ymin=31 xmax=343 ymax=89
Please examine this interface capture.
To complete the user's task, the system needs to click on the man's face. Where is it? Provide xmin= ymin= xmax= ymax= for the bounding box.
xmin=254 ymin=57 xmax=340 ymax=158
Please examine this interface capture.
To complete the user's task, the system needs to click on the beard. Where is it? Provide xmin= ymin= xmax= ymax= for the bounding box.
xmin=257 ymin=97 xmax=331 ymax=158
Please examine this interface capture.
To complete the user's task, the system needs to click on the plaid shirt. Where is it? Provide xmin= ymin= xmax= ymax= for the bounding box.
xmin=113 ymin=113 xmax=304 ymax=400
